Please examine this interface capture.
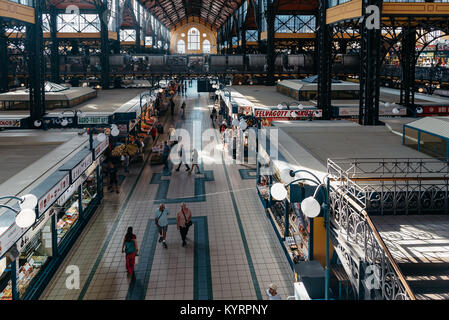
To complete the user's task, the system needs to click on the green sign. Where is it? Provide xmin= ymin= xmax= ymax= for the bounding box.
xmin=78 ymin=116 xmax=109 ymax=125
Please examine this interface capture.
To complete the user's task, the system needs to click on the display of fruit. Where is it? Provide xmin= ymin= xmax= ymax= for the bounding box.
xmin=111 ymin=144 xmax=126 ymax=157
xmin=125 ymin=143 xmax=138 ymax=156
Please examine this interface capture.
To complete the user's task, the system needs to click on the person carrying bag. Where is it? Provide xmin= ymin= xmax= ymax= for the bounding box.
xmin=176 ymin=203 xmax=192 ymax=247
xmin=122 ymin=227 xmax=138 ymax=276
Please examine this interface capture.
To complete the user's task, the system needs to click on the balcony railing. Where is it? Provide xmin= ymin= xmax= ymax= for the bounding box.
xmin=325 ymin=158 xmax=449 ymax=300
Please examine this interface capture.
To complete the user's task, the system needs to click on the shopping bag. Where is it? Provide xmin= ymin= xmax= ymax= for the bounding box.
xmin=135 ymin=254 xmax=139 ymax=264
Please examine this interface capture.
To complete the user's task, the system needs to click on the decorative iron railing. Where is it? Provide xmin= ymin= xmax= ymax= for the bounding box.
xmin=328 ymin=158 xmax=449 ymax=215
xmin=327 ymin=158 xmax=426 ymax=300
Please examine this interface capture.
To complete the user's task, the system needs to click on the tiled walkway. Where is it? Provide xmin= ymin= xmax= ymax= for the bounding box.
xmin=41 ymin=82 xmax=292 ymax=300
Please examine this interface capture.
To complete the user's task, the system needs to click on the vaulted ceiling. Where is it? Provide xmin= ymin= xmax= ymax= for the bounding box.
xmin=140 ymin=0 xmax=244 ymax=30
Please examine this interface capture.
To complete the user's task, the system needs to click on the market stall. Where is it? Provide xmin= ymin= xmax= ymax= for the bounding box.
xmin=256 ymin=137 xmax=327 ymax=269
xmin=0 ymin=139 xmax=108 ymax=300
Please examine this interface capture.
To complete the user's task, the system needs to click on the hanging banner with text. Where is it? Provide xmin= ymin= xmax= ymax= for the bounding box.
xmin=254 ymin=109 xmax=322 ymax=119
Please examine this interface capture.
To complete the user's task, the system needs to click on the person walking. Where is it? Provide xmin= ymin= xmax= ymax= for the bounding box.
xmin=151 ymin=125 xmax=158 ymax=144
xmin=190 ymin=148 xmax=201 ymax=174
xmin=170 ymin=97 xmax=175 ymax=116
xmin=122 ymin=227 xmax=138 ymax=276
xmin=162 ymin=141 xmax=171 ymax=171
xmin=181 ymin=101 xmax=186 ymax=119
xmin=121 ymin=154 xmax=130 ymax=173
xmin=154 ymin=203 xmax=169 ymax=249
xmin=176 ymin=203 xmax=192 ymax=247
xmin=175 ymin=142 xmax=190 ymax=172
xmin=108 ymin=161 xmax=119 ymax=193
xmin=266 ymin=283 xmax=281 ymax=300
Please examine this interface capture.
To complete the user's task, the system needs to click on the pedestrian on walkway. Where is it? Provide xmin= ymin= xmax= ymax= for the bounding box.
xmin=155 ymin=203 xmax=169 ymax=249
xmin=170 ymin=97 xmax=175 ymax=116
xmin=121 ymin=154 xmax=130 ymax=173
xmin=151 ymin=125 xmax=158 ymax=143
xmin=107 ymin=161 xmax=119 ymax=193
xmin=266 ymin=283 xmax=281 ymax=300
xmin=190 ymin=148 xmax=201 ymax=174
xmin=181 ymin=101 xmax=186 ymax=119
xmin=176 ymin=203 xmax=192 ymax=247
xmin=122 ymin=227 xmax=138 ymax=275
xmin=175 ymin=142 xmax=190 ymax=172
xmin=162 ymin=141 xmax=171 ymax=170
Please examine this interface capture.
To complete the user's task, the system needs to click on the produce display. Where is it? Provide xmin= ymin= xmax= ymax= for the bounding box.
xmin=0 ymin=282 xmax=12 ymax=300
xmin=17 ymin=255 xmax=48 ymax=297
xmin=57 ymin=202 xmax=79 ymax=243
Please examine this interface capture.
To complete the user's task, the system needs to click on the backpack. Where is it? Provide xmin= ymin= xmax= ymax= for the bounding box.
xmin=124 ymin=240 xmax=135 ymax=254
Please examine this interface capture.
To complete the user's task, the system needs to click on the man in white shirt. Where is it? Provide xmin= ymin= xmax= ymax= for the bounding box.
xmin=266 ymin=283 xmax=281 ymax=300
xmin=154 ymin=203 xmax=169 ymax=249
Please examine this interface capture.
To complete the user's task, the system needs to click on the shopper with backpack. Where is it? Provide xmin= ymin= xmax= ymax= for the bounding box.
xmin=122 ymin=227 xmax=138 ymax=275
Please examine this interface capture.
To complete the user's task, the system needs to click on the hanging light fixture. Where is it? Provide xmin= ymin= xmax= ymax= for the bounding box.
xmin=15 ymin=208 xmax=36 ymax=229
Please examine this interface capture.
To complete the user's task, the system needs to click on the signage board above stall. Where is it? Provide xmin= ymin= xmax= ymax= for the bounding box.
xmin=78 ymin=115 xmax=110 ymax=125
xmin=71 ymin=153 xmax=93 ymax=182
xmin=43 ymin=115 xmax=75 ymax=128
xmin=94 ymin=138 xmax=109 ymax=159
xmin=38 ymin=174 xmax=70 ymax=216
xmin=254 ymin=109 xmax=323 ymax=119
xmin=0 ymin=119 xmax=21 ymax=128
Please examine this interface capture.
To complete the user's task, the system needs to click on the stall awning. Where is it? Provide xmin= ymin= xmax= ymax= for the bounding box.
xmin=405 ymin=116 xmax=449 ymax=140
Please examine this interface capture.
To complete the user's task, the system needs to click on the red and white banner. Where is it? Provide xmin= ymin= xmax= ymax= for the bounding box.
xmin=0 ymin=119 xmax=21 ymax=128
xmin=254 ymin=109 xmax=322 ymax=118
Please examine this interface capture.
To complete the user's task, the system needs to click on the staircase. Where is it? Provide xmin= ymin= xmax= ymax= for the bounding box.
xmin=399 ymin=263 xmax=449 ymax=300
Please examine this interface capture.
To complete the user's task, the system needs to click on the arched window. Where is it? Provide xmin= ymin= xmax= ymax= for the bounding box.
xmin=202 ymin=39 xmax=211 ymax=53
xmin=177 ymin=39 xmax=185 ymax=54
xmin=187 ymin=27 xmax=200 ymax=50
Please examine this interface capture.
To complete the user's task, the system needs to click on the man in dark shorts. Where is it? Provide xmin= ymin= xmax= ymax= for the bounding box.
xmin=154 ymin=203 xmax=169 ymax=249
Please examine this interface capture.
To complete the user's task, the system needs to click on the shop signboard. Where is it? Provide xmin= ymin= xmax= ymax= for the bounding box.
xmin=77 ymin=115 xmax=110 ymax=125
xmin=0 ymin=224 xmax=23 ymax=258
xmin=0 ymin=119 xmax=21 ymax=128
xmin=43 ymin=116 xmax=75 ymax=128
xmin=71 ymin=153 xmax=93 ymax=182
xmin=38 ymin=174 xmax=70 ymax=216
xmin=421 ymin=105 xmax=449 ymax=115
xmin=334 ymin=106 xmax=406 ymax=116
xmin=254 ymin=109 xmax=323 ymax=119
xmin=94 ymin=139 xmax=109 ymax=159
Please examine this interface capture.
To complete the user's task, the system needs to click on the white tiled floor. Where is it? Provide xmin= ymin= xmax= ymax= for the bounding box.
xmin=41 ymin=84 xmax=293 ymax=300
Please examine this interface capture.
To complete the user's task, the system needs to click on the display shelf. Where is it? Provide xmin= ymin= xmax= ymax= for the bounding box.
xmin=257 ymin=184 xmax=270 ymax=208
xmin=267 ymin=207 xmax=284 ymax=239
xmin=57 ymin=200 xmax=80 ymax=243
xmin=17 ymin=255 xmax=49 ymax=297
xmin=0 ymin=282 xmax=12 ymax=300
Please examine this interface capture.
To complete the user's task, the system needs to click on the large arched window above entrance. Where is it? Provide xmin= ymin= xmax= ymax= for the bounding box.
xmin=187 ymin=27 xmax=200 ymax=50
xmin=177 ymin=39 xmax=186 ymax=54
xmin=202 ymin=39 xmax=211 ymax=53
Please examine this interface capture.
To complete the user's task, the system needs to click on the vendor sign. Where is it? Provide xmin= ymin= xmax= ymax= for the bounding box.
xmin=0 ymin=119 xmax=21 ymax=128
xmin=254 ymin=109 xmax=322 ymax=119
xmin=38 ymin=174 xmax=70 ymax=216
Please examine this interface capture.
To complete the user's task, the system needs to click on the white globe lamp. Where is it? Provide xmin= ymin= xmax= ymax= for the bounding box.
xmin=271 ymin=183 xmax=288 ymax=201
xmin=19 ymin=194 xmax=38 ymax=210
xmin=111 ymin=128 xmax=120 ymax=137
xmin=301 ymin=197 xmax=321 ymax=218
xmin=15 ymin=208 xmax=36 ymax=229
